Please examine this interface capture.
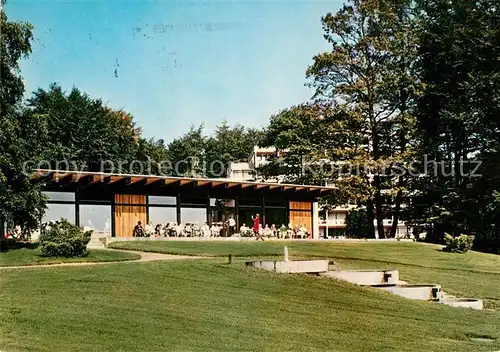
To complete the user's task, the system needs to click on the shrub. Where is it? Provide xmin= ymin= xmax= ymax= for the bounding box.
xmin=443 ymin=233 xmax=475 ymax=253
xmin=39 ymin=219 xmax=92 ymax=257
xmin=345 ymin=209 xmax=369 ymax=239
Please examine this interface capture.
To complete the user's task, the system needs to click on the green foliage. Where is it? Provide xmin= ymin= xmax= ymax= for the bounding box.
xmin=0 ymin=2 xmax=33 ymax=116
xmin=443 ymin=233 xmax=475 ymax=254
xmin=205 ymin=121 xmax=264 ymax=178
xmin=0 ymin=5 xmax=46 ymax=242
xmin=409 ymin=0 xmax=500 ymax=252
xmin=166 ymin=122 xmax=265 ymax=178
xmin=345 ymin=208 xmax=370 ymax=239
xmin=39 ymin=219 xmax=92 ymax=257
xmin=261 ymin=0 xmax=419 ymax=238
xmin=27 ymin=84 xmax=141 ymax=172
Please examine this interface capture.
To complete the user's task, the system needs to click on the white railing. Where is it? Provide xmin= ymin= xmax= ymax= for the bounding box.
xmin=319 ymin=219 xmax=346 ymax=226
xmin=373 ymin=220 xmax=407 ymax=227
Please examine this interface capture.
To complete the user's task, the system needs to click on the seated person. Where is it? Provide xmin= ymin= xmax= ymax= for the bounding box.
xmin=132 ymin=221 xmax=145 ymax=237
xmin=210 ymin=224 xmax=220 ymax=237
xmin=144 ymin=222 xmax=154 ymax=237
xmin=184 ymin=223 xmax=192 ymax=237
xmin=176 ymin=223 xmax=185 ymax=237
xmin=263 ymin=224 xmax=273 ymax=237
xmin=201 ymin=222 xmax=211 ymax=237
xmin=155 ymin=224 xmax=163 ymax=236
xmin=192 ymin=221 xmax=201 ymax=237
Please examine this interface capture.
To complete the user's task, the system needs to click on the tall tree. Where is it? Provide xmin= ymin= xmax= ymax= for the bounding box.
xmin=0 ymin=0 xmax=33 ymax=116
xmin=205 ymin=121 xmax=265 ymax=178
xmin=166 ymin=125 xmax=207 ymax=177
xmin=27 ymin=84 xmax=140 ymax=173
xmin=411 ymin=0 xmax=500 ymax=249
xmin=300 ymin=0 xmax=418 ymax=237
xmin=0 ymin=1 xmax=44 ymax=242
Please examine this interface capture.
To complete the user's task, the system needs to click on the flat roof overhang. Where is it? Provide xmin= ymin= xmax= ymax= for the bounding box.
xmin=33 ymin=169 xmax=336 ymax=200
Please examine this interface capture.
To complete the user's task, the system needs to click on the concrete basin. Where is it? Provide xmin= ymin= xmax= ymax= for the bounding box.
xmin=320 ymin=270 xmax=399 ymax=286
xmin=246 ymin=260 xmax=329 ymax=273
xmin=442 ymin=298 xmax=483 ymax=310
xmin=372 ymin=284 xmax=442 ymax=301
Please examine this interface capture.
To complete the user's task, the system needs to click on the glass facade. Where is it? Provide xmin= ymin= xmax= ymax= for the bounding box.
xmin=149 ymin=207 xmax=177 ymax=225
xmin=149 ymin=196 xmax=176 ymax=205
xmin=238 ymin=208 xmax=259 ymax=228
xmin=265 ymin=208 xmax=287 ymax=228
xmin=42 ymin=203 xmax=76 ymax=224
xmin=180 ymin=208 xmax=207 ymax=224
xmin=43 ymin=191 xmax=75 ymax=202
xmin=39 ymin=188 xmax=310 ymax=237
xmin=79 ymin=205 xmax=112 ymax=233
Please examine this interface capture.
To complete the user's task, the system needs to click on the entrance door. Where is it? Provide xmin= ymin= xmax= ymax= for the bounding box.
xmin=114 ymin=194 xmax=147 ymax=237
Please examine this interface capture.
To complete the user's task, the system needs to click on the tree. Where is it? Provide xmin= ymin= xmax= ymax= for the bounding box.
xmin=0 ymin=0 xmax=33 ymax=116
xmin=0 ymin=1 xmax=43 ymax=243
xmin=205 ymin=121 xmax=265 ymax=178
xmin=26 ymin=84 xmax=140 ymax=173
xmin=166 ymin=122 xmax=265 ymax=178
xmin=262 ymin=0 xmax=419 ymax=238
xmin=410 ymin=0 xmax=500 ymax=250
xmin=166 ymin=125 xmax=207 ymax=177
xmin=259 ymin=103 xmax=333 ymax=184
xmin=345 ymin=208 xmax=370 ymax=238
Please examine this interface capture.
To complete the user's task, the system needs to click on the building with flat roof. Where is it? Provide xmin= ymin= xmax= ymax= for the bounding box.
xmin=34 ymin=169 xmax=334 ymax=238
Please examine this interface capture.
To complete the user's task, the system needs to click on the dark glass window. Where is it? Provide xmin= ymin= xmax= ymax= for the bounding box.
xmin=149 ymin=196 xmax=176 ymax=206
xmin=43 ymin=191 xmax=75 ymax=202
xmin=42 ymin=203 xmax=76 ymax=224
xmin=80 ymin=205 xmax=112 ymax=234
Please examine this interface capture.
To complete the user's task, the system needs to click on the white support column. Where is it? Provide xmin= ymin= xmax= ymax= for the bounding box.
xmin=312 ymin=201 xmax=320 ymax=239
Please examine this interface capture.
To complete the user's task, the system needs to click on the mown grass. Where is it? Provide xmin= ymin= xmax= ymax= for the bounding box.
xmin=0 ymin=245 xmax=139 ymax=267
xmin=0 ymin=259 xmax=499 ymax=351
xmin=110 ymin=241 xmax=500 ymax=308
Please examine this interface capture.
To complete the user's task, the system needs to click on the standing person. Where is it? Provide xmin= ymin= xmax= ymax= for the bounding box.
xmin=251 ymin=213 xmax=265 ymax=241
xmin=227 ymin=216 xmax=236 ymax=237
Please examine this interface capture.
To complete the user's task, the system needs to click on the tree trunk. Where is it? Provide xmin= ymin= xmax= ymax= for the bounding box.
xmin=366 ymin=200 xmax=376 ymax=238
xmin=0 ymin=215 xmax=5 ymax=251
xmin=390 ymin=189 xmax=403 ymax=238
xmin=373 ymin=186 xmax=386 ymax=239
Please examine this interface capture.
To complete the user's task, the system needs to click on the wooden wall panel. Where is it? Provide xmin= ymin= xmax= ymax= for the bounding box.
xmin=114 ymin=194 xmax=147 ymax=237
xmin=115 ymin=194 xmax=146 ymax=205
xmin=289 ymin=201 xmax=312 ymax=211
xmin=289 ymin=210 xmax=312 ymax=235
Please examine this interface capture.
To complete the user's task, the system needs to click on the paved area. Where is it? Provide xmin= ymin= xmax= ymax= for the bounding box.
xmin=0 ymin=249 xmax=209 ymax=270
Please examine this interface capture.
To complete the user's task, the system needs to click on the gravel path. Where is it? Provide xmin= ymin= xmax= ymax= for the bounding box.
xmin=0 ymin=249 xmax=209 ymax=270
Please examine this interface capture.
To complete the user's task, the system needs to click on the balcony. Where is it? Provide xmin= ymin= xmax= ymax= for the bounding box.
xmin=319 ymin=219 xmax=346 ymax=227
xmin=374 ymin=219 xmax=407 ymax=227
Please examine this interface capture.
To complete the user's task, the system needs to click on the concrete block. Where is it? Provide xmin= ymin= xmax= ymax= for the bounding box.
xmin=372 ymin=284 xmax=441 ymax=301
xmin=246 ymin=260 xmax=329 ymax=273
xmin=320 ymin=270 xmax=399 ymax=286
xmin=442 ymin=298 xmax=483 ymax=310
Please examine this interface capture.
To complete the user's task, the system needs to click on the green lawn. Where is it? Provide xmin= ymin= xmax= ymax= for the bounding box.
xmin=110 ymin=241 xmax=500 ymax=308
xmin=0 ymin=245 xmax=139 ymax=267
xmin=1 ymin=259 xmax=499 ymax=351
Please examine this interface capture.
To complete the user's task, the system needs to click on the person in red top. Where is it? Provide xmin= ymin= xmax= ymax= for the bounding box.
xmin=252 ymin=213 xmax=265 ymax=241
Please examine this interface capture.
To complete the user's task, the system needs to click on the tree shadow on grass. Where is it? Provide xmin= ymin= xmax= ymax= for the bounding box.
xmin=0 ymin=239 xmax=39 ymax=252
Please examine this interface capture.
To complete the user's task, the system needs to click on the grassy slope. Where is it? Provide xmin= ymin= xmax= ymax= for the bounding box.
xmin=0 ymin=247 xmax=140 ymax=267
xmin=110 ymin=241 xmax=500 ymax=308
xmin=0 ymin=260 xmax=499 ymax=351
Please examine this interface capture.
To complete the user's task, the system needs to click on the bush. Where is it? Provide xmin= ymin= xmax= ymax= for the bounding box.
xmin=443 ymin=233 xmax=475 ymax=253
xmin=39 ymin=219 xmax=92 ymax=257
xmin=345 ymin=209 xmax=369 ymax=239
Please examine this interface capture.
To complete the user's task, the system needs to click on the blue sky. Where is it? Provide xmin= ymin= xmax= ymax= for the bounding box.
xmin=7 ymin=0 xmax=340 ymax=142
